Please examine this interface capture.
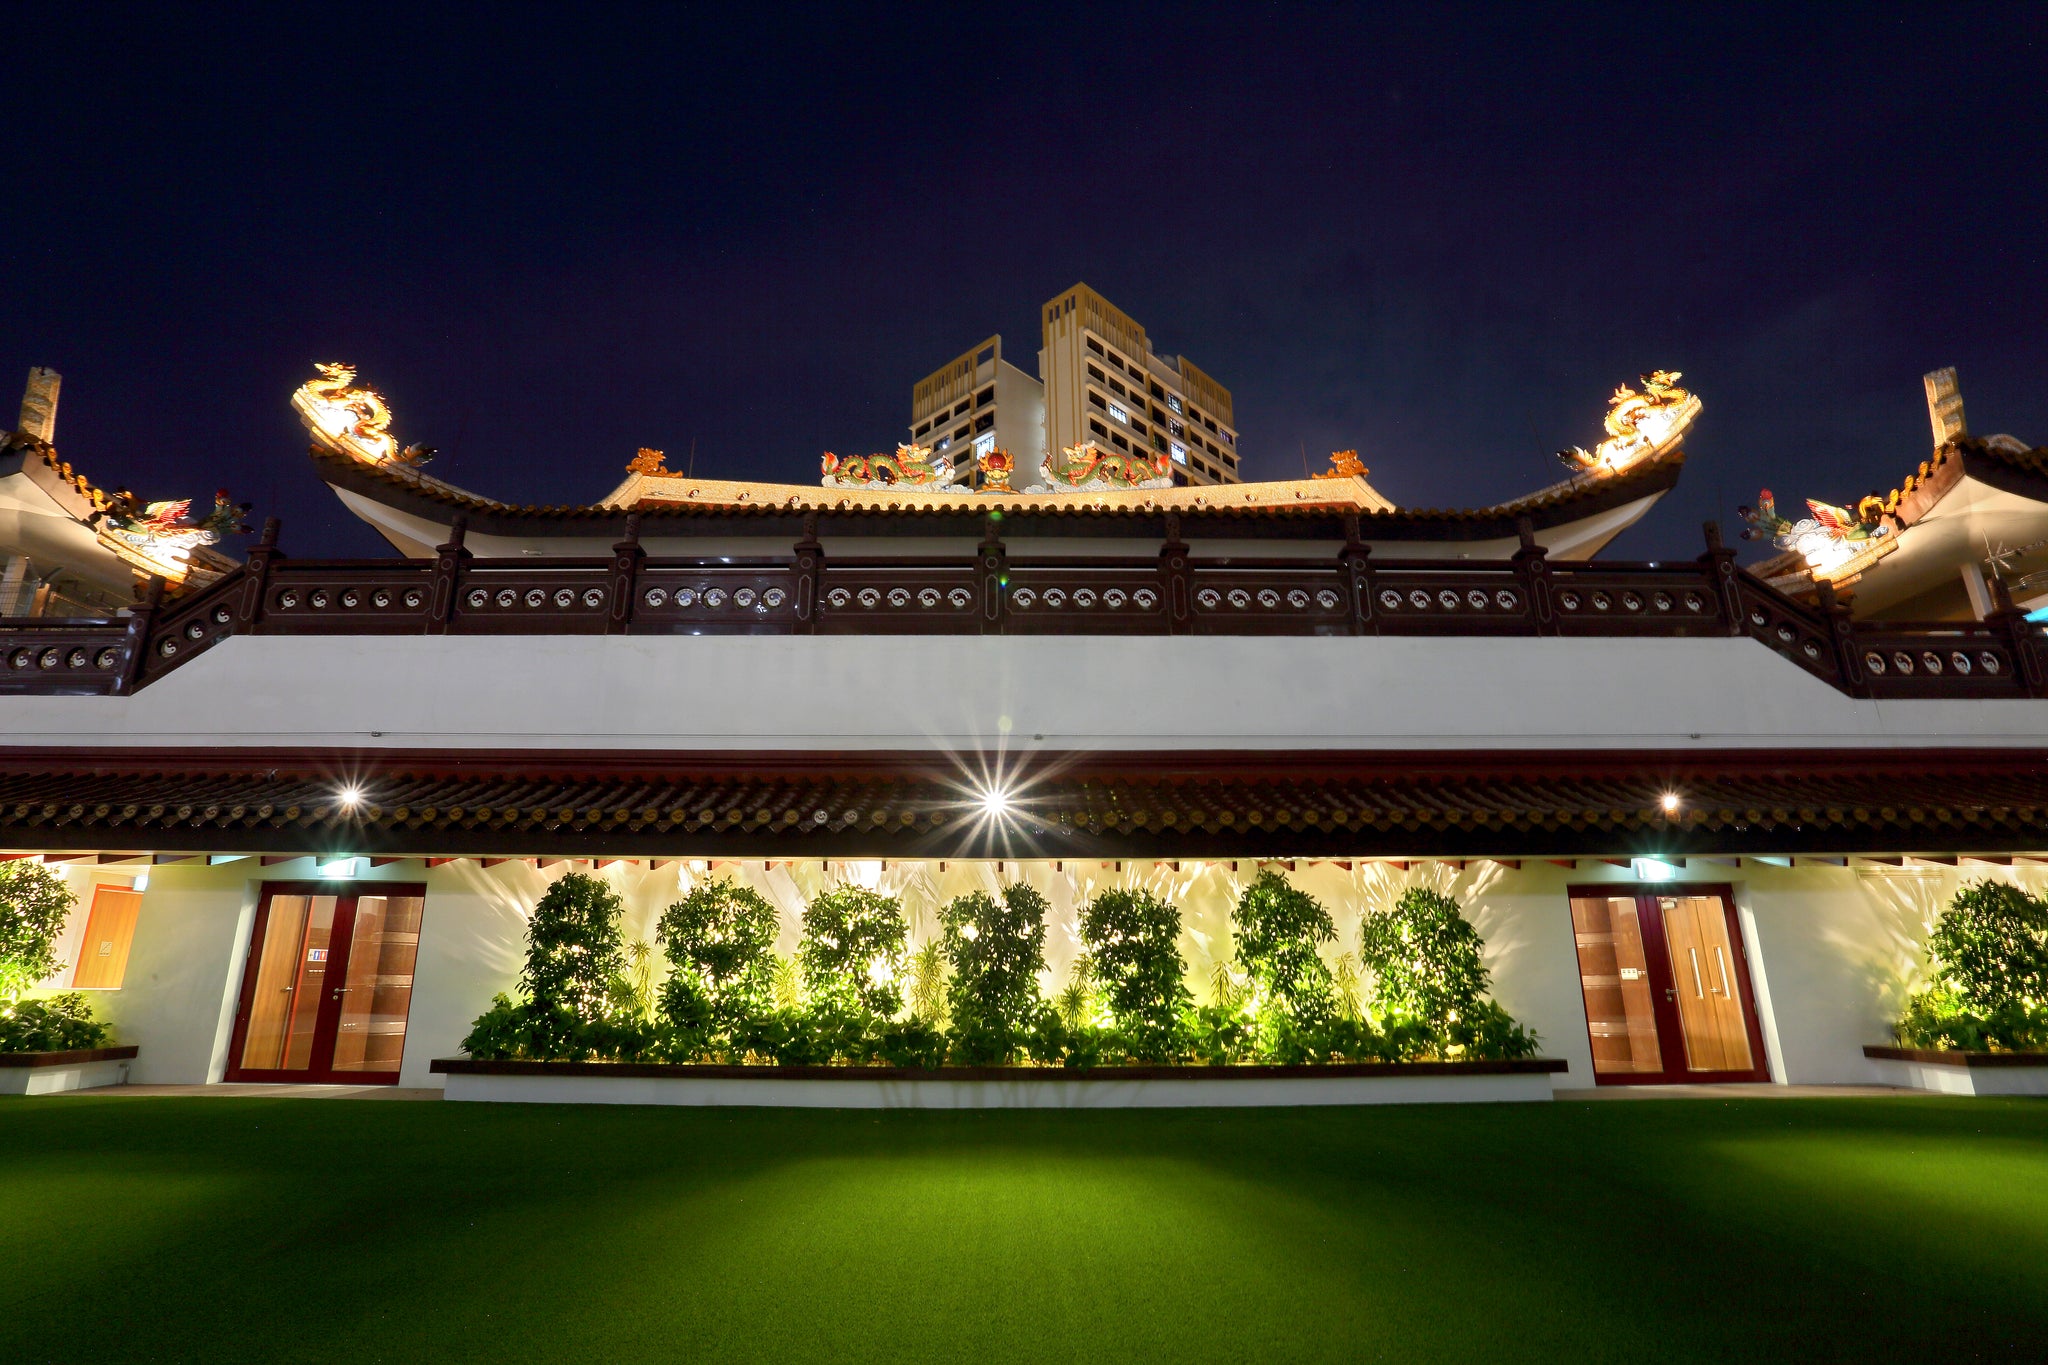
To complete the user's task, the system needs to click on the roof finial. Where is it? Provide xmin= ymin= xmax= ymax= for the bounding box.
xmin=17 ymin=368 xmax=60 ymax=444
xmin=1924 ymin=367 xmax=1967 ymax=449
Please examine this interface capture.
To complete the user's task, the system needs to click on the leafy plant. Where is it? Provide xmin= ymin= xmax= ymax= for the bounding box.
xmin=521 ymin=873 xmax=628 ymax=1016
xmin=940 ymin=883 xmax=1049 ymax=1062
xmin=873 ymin=1017 xmax=948 ymax=1069
xmin=0 ymin=861 xmax=75 ymax=1002
xmin=1896 ymin=881 xmax=2048 ymax=1051
xmin=1079 ymin=888 xmax=1192 ymax=1061
xmin=462 ymin=872 xmax=646 ymax=1060
xmin=614 ymin=940 xmax=657 ymax=1021
xmin=1054 ymin=957 xmax=1100 ymax=1033
xmin=0 ymin=992 xmax=109 ymax=1052
xmin=1231 ymin=869 xmax=1337 ymax=1027
xmin=459 ymin=994 xmax=659 ymax=1062
xmin=906 ymin=941 xmax=949 ymax=1026
xmin=1359 ymin=887 xmax=1537 ymax=1060
xmin=1331 ymin=952 xmax=1365 ymax=1023
xmin=798 ymin=886 xmax=908 ymax=1018
xmin=656 ymin=878 xmax=781 ymax=1039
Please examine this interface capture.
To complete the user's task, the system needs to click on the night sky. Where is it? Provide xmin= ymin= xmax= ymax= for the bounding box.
xmin=7 ymin=4 xmax=2044 ymax=559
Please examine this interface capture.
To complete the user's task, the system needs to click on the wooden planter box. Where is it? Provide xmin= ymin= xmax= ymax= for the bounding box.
xmin=430 ymin=1056 xmax=1570 ymax=1109
xmin=0 ymin=1046 xmax=138 ymax=1096
xmin=1863 ymin=1045 xmax=2048 ymax=1096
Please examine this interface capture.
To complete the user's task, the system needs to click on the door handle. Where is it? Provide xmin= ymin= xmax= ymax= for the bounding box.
xmin=1664 ymin=988 xmax=1677 ymax=1001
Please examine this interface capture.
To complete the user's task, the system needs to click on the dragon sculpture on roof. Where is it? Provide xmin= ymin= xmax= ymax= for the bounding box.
xmin=291 ymin=363 xmax=434 ymax=467
xmin=820 ymin=442 xmax=961 ymax=491
xmin=1558 ymin=370 xmax=1700 ymax=474
xmin=1028 ymin=441 xmax=1172 ymax=493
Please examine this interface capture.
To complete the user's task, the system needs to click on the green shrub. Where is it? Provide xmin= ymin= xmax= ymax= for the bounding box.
xmin=0 ymin=992 xmax=109 ymax=1053
xmin=656 ymin=879 xmax=781 ymax=1040
xmin=1896 ymin=882 xmax=2048 ymax=1051
xmin=463 ymin=872 xmax=645 ymax=1060
xmin=798 ymin=887 xmax=908 ymax=1018
xmin=0 ymin=861 xmax=75 ymax=1002
xmin=1359 ymin=887 xmax=1538 ymax=1061
xmin=459 ymin=993 xmax=660 ymax=1062
xmin=941 ymin=883 xmax=1050 ymax=1062
xmin=1231 ymin=869 xmax=1337 ymax=1029
xmin=521 ymin=873 xmax=628 ymax=1015
xmin=1079 ymin=888 xmax=1192 ymax=1062
xmin=873 ymin=1017 xmax=949 ymax=1070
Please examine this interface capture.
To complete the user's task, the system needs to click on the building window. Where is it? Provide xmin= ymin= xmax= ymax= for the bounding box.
xmin=1149 ymin=382 xmax=1165 ymax=399
xmin=936 ymin=436 xmax=952 ymax=450
xmin=1171 ymin=442 xmax=1187 ymax=464
xmin=915 ymin=422 xmax=932 ymax=437
xmin=975 ymin=386 xmax=995 ymax=408
xmin=1168 ymin=395 xmax=1183 ymax=414
xmin=954 ymin=401 xmax=970 ymax=417
xmin=1188 ymin=406 xmax=1202 ymax=423
xmin=1087 ymin=364 xmax=1105 ymax=382
xmin=973 ymin=432 xmax=996 ymax=458
xmin=1108 ymin=402 xmax=1129 ymax=424
xmin=974 ymin=413 xmax=995 ymax=433
xmin=71 ymin=883 xmax=143 ymax=990
xmin=1089 ymin=419 xmax=1109 ymax=438
xmin=1087 ymin=338 xmax=1105 ymax=356
xmin=1169 ymin=419 xmax=1184 ymax=437
xmin=1088 ymin=390 xmax=1105 ymax=410
xmin=954 ymin=426 xmax=969 ymax=441
xmin=1221 ymin=431 xmax=1235 ymax=445
xmin=1109 ymin=353 xmax=1125 ymax=372
xmin=1111 ymin=433 xmax=1129 ymax=450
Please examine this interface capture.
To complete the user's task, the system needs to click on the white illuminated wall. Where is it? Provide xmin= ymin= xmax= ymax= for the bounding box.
xmin=37 ymin=852 xmax=2022 ymax=1091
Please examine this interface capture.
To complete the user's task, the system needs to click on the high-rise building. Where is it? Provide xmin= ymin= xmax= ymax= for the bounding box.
xmin=908 ymin=284 xmax=1241 ymax=488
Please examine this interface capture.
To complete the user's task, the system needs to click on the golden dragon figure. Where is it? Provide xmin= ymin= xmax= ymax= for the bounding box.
xmin=1558 ymin=370 xmax=1698 ymax=473
xmin=291 ymin=363 xmax=433 ymax=466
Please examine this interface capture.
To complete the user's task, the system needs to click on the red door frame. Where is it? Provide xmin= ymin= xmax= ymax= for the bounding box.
xmin=1567 ymin=883 xmax=1772 ymax=1086
xmin=224 ymin=881 xmax=426 ymax=1085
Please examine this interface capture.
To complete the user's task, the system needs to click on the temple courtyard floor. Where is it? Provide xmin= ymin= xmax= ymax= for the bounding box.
xmin=4 ymin=1092 xmax=2045 ymax=1362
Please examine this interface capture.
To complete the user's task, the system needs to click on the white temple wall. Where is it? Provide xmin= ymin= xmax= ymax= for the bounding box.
xmin=28 ymin=851 xmax=2028 ymax=1092
xmin=6 ymin=631 xmax=2048 ymax=754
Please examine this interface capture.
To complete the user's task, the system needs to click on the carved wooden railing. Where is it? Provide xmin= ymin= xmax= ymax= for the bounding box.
xmin=2 ymin=515 xmax=2043 ymax=700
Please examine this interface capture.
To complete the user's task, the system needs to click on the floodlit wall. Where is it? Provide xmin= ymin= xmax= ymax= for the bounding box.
xmin=7 ymin=631 xmax=2048 ymax=753
xmin=35 ymin=852 xmax=2035 ymax=1090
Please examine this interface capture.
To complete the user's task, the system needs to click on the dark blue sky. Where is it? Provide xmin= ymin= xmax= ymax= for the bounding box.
xmin=7 ymin=3 xmax=2044 ymax=558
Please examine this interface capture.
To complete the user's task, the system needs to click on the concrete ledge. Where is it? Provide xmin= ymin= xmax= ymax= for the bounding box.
xmin=0 ymin=1046 xmax=138 ymax=1096
xmin=431 ymin=1057 xmax=1567 ymax=1108
xmin=1863 ymin=1045 xmax=2048 ymax=1096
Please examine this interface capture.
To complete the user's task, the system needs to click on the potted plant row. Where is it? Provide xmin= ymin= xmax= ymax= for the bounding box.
xmin=1 ymin=861 xmax=134 ymax=1095
xmin=1865 ymin=880 xmax=2048 ymax=1095
xmin=434 ymin=869 xmax=1564 ymax=1106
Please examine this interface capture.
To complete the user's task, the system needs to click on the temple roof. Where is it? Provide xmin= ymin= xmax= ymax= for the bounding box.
xmin=5 ymin=744 xmax=2043 ymax=859
xmin=313 ymin=443 xmax=1686 ymax=550
xmin=1752 ymin=435 xmax=2048 ymax=618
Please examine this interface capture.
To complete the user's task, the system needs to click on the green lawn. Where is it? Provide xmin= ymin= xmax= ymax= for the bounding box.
xmin=3 ymin=1095 xmax=2046 ymax=1363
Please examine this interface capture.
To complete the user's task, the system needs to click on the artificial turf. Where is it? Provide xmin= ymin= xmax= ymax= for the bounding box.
xmin=2 ymin=1095 xmax=2045 ymax=1363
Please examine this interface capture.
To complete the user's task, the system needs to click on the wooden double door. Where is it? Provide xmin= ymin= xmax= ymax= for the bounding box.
xmin=225 ymin=883 xmax=425 ymax=1085
xmin=1568 ymin=885 xmax=1771 ymax=1085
